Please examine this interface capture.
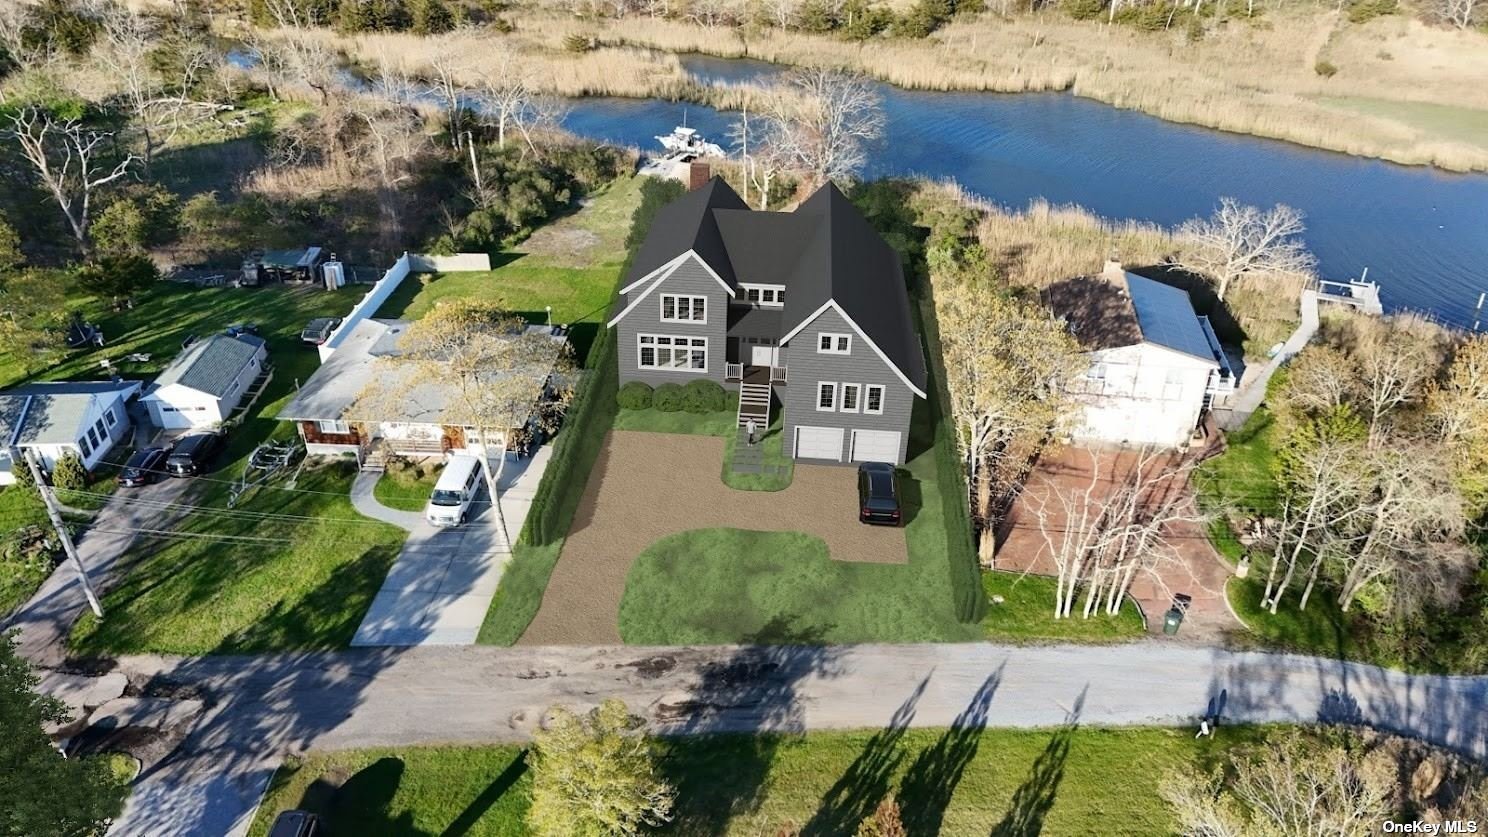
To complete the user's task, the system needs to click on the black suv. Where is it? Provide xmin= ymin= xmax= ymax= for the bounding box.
xmin=165 ymin=433 xmax=221 ymax=477
xmin=857 ymin=461 xmax=902 ymax=526
xmin=119 ymin=447 xmax=168 ymax=487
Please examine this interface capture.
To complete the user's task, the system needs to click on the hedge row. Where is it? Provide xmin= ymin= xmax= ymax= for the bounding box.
xmin=617 ymin=380 xmax=727 ymax=413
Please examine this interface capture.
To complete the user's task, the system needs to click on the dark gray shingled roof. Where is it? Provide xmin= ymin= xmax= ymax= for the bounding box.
xmin=152 ymin=334 xmax=264 ymax=398
xmin=620 ymin=178 xmax=926 ymax=392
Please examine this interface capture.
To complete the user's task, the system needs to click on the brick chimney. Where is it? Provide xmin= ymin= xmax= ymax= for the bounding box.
xmin=688 ymin=160 xmax=712 ymax=191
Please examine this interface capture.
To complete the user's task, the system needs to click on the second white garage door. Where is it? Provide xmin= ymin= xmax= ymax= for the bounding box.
xmin=850 ymin=429 xmax=902 ymax=464
xmin=794 ymin=426 xmax=844 ymax=461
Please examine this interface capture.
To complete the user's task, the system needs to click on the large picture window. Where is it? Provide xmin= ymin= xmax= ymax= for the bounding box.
xmin=660 ymin=294 xmax=707 ymax=323
xmin=638 ymin=334 xmax=708 ymax=372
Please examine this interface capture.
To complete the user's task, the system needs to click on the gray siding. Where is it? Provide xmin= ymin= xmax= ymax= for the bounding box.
xmin=614 ymin=254 xmax=729 ymax=388
xmin=779 ymin=306 xmax=917 ymax=464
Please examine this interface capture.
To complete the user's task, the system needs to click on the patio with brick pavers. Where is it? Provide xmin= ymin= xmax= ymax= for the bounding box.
xmin=519 ymin=430 xmax=906 ymax=645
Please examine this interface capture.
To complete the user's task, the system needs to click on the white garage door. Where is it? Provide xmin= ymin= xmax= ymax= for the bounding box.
xmin=851 ymin=429 xmax=902 ymax=464
xmin=795 ymin=426 xmax=844 ymax=461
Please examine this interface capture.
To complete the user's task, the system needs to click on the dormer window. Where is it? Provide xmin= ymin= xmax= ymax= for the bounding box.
xmin=738 ymin=284 xmax=785 ymax=308
xmin=818 ymin=333 xmax=851 ymax=354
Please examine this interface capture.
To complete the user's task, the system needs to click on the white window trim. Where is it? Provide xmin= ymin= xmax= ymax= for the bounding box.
xmin=660 ymin=293 xmax=707 ymax=324
xmin=840 ymin=383 xmax=862 ymax=414
xmin=817 ymin=332 xmax=852 ymax=355
xmin=103 ymin=407 xmax=118 ymax=427
xmin=864 ymin=385 xmax=886 ymax=416
xmin=637 ymin=333 xmax=709 ymax=374
xmin=318 ymin=419 xmax=351 ymax=434
xmin=816 ymin=381 xmax=838 ymax=412
xmin=738 ymin=283 xmax=786 ymax=308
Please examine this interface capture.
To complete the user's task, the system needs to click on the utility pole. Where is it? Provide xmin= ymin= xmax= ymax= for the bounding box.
xmin=25 ymin=450 xmax=103 ymax=618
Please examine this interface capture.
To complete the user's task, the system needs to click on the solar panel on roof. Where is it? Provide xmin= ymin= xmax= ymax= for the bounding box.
xmin=1124 ymin=273 xmax=1217 ymax=362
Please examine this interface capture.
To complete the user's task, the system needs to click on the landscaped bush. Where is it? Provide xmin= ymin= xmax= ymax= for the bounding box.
xmin=50 ymin=452 xmax=87 ymax=493
xmin=652 ymin=383 xmax=685 ymax=412
xmin=681 ymin=380 xmax=726 ymax=414
xmin=617 ymin=381 xmax=654 ymax=410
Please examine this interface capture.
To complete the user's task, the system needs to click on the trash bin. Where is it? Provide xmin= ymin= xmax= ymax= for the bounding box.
xmin=1163 ymin=607 xmax=1184 ymax=635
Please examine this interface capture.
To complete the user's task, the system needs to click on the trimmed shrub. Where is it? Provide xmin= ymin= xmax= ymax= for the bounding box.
xmin=617 ymin=381 xmax=654 ymax=410
xmin=10 ymin=455 xmax=38 ymax=495
xmin=51 ymin=452 xmax=87 ymax=493
xmin=1314 ymin=60 xmax=1338 ymax=78
xmin=681 ymin=380 xmax=727 ymax=414
xmin=653 ymin=383 xmax=685 ymax=412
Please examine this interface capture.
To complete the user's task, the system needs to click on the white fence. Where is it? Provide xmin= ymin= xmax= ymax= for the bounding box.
xmin=408 ymin=253 xmax=492 ymax=272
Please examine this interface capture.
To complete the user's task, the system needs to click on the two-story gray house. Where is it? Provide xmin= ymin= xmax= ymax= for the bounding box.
xmin=608 ymin=176 xmax=927 ymax=464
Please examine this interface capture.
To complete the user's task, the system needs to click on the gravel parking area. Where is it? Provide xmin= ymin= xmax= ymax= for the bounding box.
xmin=519 ymin=430 xmax=907 ymax=645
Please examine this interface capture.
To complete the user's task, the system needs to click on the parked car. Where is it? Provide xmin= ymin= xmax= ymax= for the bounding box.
xmin=224 ymin=323 xmax=260 ymax=338
xmin=165 ymin=433 xmax=221 ymax=477
xmin=300 ymin=317 xmax=342 ymax=346
xmin=857 ymin=461 xmax=902 ymax=526
xmin=268 ymin=810 xmax=320 ymax=837
xmin=425 ymin=454 xmax=482 ymax=526
xmin=119 ymin=447 xmax=169 ymax=487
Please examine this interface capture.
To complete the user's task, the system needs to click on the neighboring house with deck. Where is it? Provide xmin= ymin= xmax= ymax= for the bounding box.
xmin=0 ymin=380 xmax=142 ymax=484
xmin=608 ymin=176 xmax=927 ymax=465
xmin=142 ymin=333 xmax=268 ymax=429
xmin=278 ymin=317 xmax=568 ymax=469
xmin=1044 ymin=262 xmax=1235 ymax=448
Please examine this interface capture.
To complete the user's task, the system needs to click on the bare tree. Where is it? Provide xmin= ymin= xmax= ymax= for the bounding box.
xmin=763 ymin=68 xmax=884 ymax=186
xmin=248 ymin=4 xmax=340 ymax=105
xmin=1263 ymin=426 xmax=1368 ymax=613
xmin=1350 ymin=316 xmax=1442 ymax=447
xmin=96 ymin=6 xmax=222 ymax=173
xmin=728 ymin=105 xmax=791 ymax=210
xmin=346 ymin=94 xmax=428 ymax=249
xmin=1432 ymin=0 xmax=1480 ymax=28
xmin=1177 ymin=198 xmax=1316 ymax=301
xmin=475 ymin=47 xmax=534 ymax=151
xmin=936 ymin=280 xmax=1082 ymax=563
xmin=4 ymin=106 xmax=137 ymax=256
xmin=427 ymin=53 xmax=470 ymax=149
xmin=1278 ymin=344 xmax=1358 ymax=416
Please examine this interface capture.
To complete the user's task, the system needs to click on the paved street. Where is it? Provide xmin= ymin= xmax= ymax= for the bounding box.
xmin=349 ymin=447 xmax=550 ymax=646
xmin=4 ymin=476 xmax=193 ymax=667
xmin=103 ymin=640 xmax=1488 ymax=835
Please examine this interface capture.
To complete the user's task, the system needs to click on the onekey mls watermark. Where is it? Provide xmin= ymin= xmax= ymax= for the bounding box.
xmin=1382 ymin=822 xmax=1480 ymax=834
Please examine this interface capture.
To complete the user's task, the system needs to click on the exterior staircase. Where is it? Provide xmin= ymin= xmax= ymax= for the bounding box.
xmin=737 ymin=381 xmax=771 ymax=428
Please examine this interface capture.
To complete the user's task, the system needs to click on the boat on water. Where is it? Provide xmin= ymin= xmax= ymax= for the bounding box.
xmin=655 ymin=124 xmax=726 ymax=159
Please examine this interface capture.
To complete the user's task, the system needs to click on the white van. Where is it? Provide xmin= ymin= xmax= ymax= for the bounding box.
xmin=425 ymin=454 xmax=482 ymax=526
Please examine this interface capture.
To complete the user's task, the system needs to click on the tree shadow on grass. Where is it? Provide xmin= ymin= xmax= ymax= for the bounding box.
xmin=215 ymin=544 xmax=400 ymax=654
xmin=898 ymin=665 xmax=1004 ymax=835
xmin=659 ymin=616 xmax=845 ymax=835
xmin=292 ymin=755 xmax=425 ymax=836
xmin=439 ymin=751 xmax=529 ymax=837
xmin=802 ymin=675 xmax=929 ymax=836
xmin=988 ymin=686 xmax=1085 ymax=837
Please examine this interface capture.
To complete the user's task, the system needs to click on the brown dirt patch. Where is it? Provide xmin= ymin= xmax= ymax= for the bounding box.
xmin=997 ymin=445 xmax=1240 ymax=642
xmin=518 ymin=430 xmax=907 ymax=645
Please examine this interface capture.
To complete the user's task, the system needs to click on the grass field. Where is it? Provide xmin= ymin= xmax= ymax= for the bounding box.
xmin=1226 ymin=574 xmax=1367 ymax=662
xmin=249 ymin=726 xmax=1273 ymax=835
xmin=0 ymin=486 xmax=51 ymax=617
xmin=372 ymin=460 xmax=442 ymax=513
xmin=980 ymin=572 xmax=1146 ymax=644
xmin=720 ymin=417 xmax=794 ymax=492
xmin=1313 ymin=95 xmax=1488 ymax=151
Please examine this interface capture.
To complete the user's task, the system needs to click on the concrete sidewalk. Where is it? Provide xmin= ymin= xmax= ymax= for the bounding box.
xmin=350 ymin=446 xmax=551 ymax=646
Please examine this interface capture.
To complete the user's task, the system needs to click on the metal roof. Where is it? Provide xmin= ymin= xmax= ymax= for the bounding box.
xmin=1124 ymin=273 xmax=1219 ymax=364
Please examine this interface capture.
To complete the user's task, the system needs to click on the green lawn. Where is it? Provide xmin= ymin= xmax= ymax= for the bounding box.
xmin=249 ymin=726 xmax=1273 ymax=835
xmin=0 ymin=486 xmax=52 ymax=617
xmin=721 ymin=417 xmax=794 ymax=492
xmin=70 ymin=460 xmax=405 ymax=655
xmin=372 ymin=460 xmax=442 ymax=513
xmin=1312 ymin=95 xmax=1488 ymax=151
xmin=1226 ymin=574 xmax=1369 ymax=662
xmin=981 ymin=572 xmax=1146 ymax=643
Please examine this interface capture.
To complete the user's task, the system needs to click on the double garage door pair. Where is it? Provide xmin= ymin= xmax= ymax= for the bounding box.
xmin=795 ymin=426 xmax=901 ymax=463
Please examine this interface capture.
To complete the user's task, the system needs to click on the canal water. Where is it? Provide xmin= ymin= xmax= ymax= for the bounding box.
xmin=563 ymin=55 xmax=1488 ymax=327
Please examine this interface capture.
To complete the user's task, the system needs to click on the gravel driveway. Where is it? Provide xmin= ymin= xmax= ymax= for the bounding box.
xmin=519 ymin=430 xmax=907 ymax=645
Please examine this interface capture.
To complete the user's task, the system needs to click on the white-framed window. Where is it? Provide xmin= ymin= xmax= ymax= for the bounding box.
xmin=638 ymin=334 xmax=708 ymax=372
xmin=1163 ymin=368 xmax=1185 ymax=401
xmin=739 ymin=284 xmax=785 ymax=307
xmin=318 ymin=420 xmax=351 ymax=434
xmin=816 ymin=382 xmax=838 ymax=412
xmin=817 ymin=333 xmax=851 ymax=354
xmin=93 ymin=418 xmax=106 ymax=440
xmin=103 ymin=407 xmax=117 ymax=428
xmin=660 ymin=294 xmax=706 ymax=323
xmin=840 ymin=383 xmax=861 ymax=413
xmin=78 ymin=435 xmax=92 ymax=457
xmin=1085 ymin=363 xmax=1108 ymax=395
xmin=87 ymin=427 xmax=100 ymax=447
xmin=864 ymin=385 xmax=885 ymax=415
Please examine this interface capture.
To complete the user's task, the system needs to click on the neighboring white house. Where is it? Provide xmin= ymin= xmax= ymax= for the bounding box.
xmin=278 ymin=317 xmax=568 ymax=467
xmin=0 ymin=380 xmax=142 ymax=485
xmin=1045 ymin=263 xmax=1234 ymax=448
xmin=142 ymin=333 xmax=268 ymax=429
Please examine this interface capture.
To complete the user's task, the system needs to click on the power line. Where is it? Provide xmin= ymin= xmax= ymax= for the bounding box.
xmin=84 ymin=526 xmax=295 ymax=546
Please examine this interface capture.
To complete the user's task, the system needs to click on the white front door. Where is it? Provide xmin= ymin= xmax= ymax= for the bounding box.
xmin=795 ymin=426 xmax=844 ymax=461
xmin=850 ymin=429 xmax=902 ymax=464
xmin=750 ymin=343 xmax=776 ymax=366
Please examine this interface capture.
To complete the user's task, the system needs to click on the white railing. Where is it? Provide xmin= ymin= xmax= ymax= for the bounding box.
xmin=771 ymin=366 xmax=788 ymax=384
xmin=726 ymin=362 xmax=743 ymax=380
